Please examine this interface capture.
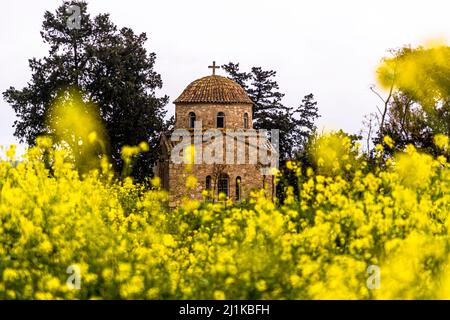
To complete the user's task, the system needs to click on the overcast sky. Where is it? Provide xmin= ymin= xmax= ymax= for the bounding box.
xmin=1 ymin=0 xmax=450 ymax=153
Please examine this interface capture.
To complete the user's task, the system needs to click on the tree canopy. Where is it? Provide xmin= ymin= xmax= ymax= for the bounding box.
xmin=3 ymin=1 xmax=168 ymax=180
xmin=221 ymin=62 xmax=320 ymax=161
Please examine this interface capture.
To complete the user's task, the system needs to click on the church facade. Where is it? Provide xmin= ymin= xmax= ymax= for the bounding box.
xmin=155 ymin=63 xmax=276 ymax=207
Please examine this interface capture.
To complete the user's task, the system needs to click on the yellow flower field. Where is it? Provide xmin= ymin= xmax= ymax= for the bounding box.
xmin=0 ymin=133 xmax=449 ymax=299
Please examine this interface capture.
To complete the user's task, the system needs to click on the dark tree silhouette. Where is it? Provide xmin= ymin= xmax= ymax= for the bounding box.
xmin=222 ymin=62 xmax=320 ymax=161
xmin=3 ymin=1 xmax=169 ymax=181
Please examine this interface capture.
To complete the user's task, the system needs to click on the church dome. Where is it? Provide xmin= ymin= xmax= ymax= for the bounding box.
xmin=174 ymin=75 xmax=253 ymax=104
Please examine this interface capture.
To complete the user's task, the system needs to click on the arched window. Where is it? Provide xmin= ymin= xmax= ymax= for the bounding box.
xmin=235 ymin=176 xmax=241 ymax=201
xmin=217 ymin=112 xmax=225 ymax=128
xmin=206 ymin=176 xmax=212 ymax=190
xmin=217 ymin=174 xmax=229 ymax=197
xmin=205 ymin=175 xmax=212 ymax=200
xmin=243 ymin=113 xmax=249 ymax=129
xmin=189 ymin=112 xmax=196 ymax=129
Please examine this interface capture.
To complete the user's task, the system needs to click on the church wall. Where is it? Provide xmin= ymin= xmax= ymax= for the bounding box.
xmin=158 ymin=98 xmax=275 ymax=208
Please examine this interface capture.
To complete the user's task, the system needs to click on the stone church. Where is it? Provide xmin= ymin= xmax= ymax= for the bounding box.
xmin=155 ymin=62 xmax=276 ymax=207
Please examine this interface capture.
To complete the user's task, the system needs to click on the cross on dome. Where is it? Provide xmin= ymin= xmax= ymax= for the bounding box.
xmin=208 ymin=61 xmax=220 ymax=75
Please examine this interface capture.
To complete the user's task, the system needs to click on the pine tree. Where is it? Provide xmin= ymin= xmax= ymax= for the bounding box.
xmin=3 ymin=1 xmax=168 ymax=181
xmin=222 ymin=62 xmax=320 ymax=161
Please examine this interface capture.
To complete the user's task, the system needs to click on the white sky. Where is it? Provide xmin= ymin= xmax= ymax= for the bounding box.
xmin=1 ymin=0 xmax=450 ymax=153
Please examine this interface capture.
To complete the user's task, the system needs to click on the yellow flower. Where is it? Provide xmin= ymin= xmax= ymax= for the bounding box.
xmin=5 ymin=145 xmax=16 ymax=160
xmin=213 ymin=290 xmax=226 ymax=300
xmin=39 ymin=240 xmax=53 ymax=254
xmin=185 ymin=176 xmax=197 ymax=189
xmin=2 ymin=269 xmax=19 ymax=282
xmin=162 ymin=234 xmax=176 ymax=247
xmin=434 ymin=134 xmax=449 ymax=150
xmin=286 ymin=161 xmax=295 ymax=170
xmin=147 ymin=288 xmax=160 ymax=299
xmin=383 ymin=136 xmax=394 ymax=148
xmin=151 ymin=176 xmax=161 ymax=188
xmin=139 ymin=141 xmax=149 ymax=152
xmin=256 ymin=280 xmax=267 ymax=292
xmin=290 ymin=274 xmax=301 ymax=288
xmin=88 ymin=131 xmax=98 ymax=144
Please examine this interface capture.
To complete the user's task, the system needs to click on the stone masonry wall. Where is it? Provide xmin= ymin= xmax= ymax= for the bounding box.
xmin=168 ymin=162 xmax=273 ymax=207
xmin=175 ymin=103 xmax=253 ymax=130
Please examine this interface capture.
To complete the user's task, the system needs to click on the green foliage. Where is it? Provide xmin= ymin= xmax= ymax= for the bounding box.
xmin=2 ymin=1 xmax=168 ymax=181
xmin=221 ymin=62 xmax=320 ymax=161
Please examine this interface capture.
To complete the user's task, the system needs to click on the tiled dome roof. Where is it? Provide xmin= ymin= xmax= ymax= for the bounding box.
xmin=174 ymin=75 xmax=253 ymax=104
